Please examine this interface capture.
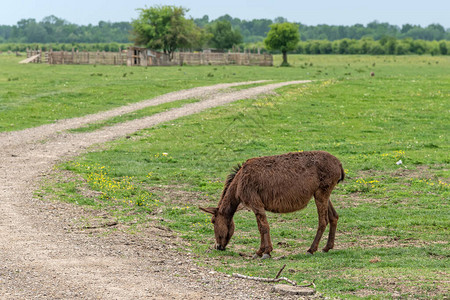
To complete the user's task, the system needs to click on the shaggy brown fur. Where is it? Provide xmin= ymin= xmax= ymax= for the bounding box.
xmin=200 ymin=151 xmax=344 ymax=258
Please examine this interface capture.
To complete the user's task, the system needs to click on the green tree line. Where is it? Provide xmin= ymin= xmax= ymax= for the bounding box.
xmin=196 ymin=16 xmax=450 ymax=42
xmin=0 ymin=15 xmax=131 ymax=43
xmin=4 ymin=38 xmax=447 ymax=56
xmin=1 ymin=11 xmax=448 ymax=56
xmin=293 ymin=38 xmax=449 ymax=55
xmin=0 ymin=42 xmax=131 ymax=52
xmin=1 ymin=14 xmax=448 ymax=45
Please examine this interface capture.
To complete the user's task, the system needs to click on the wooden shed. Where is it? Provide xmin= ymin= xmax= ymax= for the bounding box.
xmin=127 ymin=47 xmax=173 ymax=66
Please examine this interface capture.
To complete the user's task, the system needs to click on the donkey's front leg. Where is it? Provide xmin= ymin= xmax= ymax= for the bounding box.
xmin=253 ymin=210 xmax=273 ymax=259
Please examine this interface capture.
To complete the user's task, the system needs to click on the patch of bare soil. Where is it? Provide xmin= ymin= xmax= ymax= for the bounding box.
xmin=0 ymin=81 xmax=313 ymax=299
xmin=345 ymin=273 xmax=448 ymax=299
xmin=336 ymin=230 xmax=448 ymax=251
xmin=148 ymin=184 xmax=210 ymax=207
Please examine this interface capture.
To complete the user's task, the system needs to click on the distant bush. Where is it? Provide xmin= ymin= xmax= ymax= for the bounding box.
xmin=439 ymin=41 xmax=448 ymax=55
xmin=293 ymin=38 xmax=449 ymax=55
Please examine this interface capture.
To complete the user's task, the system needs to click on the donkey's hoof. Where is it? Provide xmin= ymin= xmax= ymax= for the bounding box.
xmin=252 ymin=254 xmax=261 ymax=259
xmin=306 ymin=251 xmax=314 ymax=255
xmin=261 ymin=253 xmax=271 ymax=260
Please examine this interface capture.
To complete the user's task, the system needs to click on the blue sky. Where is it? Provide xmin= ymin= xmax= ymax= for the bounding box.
xmin=2 ymin=0 xmax=449 ymax=27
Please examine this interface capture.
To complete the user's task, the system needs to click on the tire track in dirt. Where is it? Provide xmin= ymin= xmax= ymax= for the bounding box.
xmin=0 ymin=80 xmax=310 ymax=299
xmin=0 ymin=81 xmax=269 ymax=150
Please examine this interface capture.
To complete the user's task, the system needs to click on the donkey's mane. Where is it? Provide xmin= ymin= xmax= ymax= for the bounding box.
xmin=221 ymin=164 xmax=242 ymax=199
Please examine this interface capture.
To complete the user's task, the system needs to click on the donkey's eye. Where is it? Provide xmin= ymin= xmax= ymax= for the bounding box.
xmin=211 ymin=217 xmax=215 ymax=224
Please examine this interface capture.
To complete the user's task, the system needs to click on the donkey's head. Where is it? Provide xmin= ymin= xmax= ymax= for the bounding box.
xmin=199 ymin=207 xmax=235 ymax=251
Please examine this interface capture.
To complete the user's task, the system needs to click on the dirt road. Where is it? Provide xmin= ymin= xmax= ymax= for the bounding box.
xmin=0 ymin=80 xmax=311 ymax=299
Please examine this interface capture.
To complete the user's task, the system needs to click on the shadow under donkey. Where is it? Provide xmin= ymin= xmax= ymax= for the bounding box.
xmin=200 ymin=151 xmax=344 ymax=259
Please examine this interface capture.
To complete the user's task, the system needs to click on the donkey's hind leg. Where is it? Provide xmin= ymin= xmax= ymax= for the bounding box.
xmin=307 ymin=189 xmax=331 ymax=254
xmin=322 ymin=199 xmax=339 ymax=252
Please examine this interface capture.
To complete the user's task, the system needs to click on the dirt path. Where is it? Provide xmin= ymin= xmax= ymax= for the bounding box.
xmin=0 ymin=80 xmax=311 ymax=299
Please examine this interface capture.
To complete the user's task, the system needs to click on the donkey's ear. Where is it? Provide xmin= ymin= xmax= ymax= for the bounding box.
xmin=199 ymin=207 xmax=218 ymax=215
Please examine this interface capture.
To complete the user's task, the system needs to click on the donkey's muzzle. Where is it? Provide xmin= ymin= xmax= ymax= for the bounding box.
xmin=215 ymin=244 xmax=226 ymax=251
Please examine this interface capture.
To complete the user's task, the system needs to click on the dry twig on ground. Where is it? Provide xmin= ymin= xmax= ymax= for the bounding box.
xmin=232 ymin=264 xmax=316 ymax=288
xmin=232 ymin=273 xmax=298 ymax=286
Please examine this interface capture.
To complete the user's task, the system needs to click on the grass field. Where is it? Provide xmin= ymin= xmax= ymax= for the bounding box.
xmin=1 ymin=54 xmax=317 ymax=131
xmin=2 ymin=53 xmax=449 ymax=298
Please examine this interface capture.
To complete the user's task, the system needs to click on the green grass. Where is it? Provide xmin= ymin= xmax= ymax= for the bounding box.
xmin=0 ymin=53 xmax=319 ymax=132
xmin=11 ymin=53 xmax=450 ymax=298
xmin=2 ymin=53 xmax=448 ymax=132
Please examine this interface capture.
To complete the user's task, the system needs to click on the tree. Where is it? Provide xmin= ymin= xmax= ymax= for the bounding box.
xmin=385 ymin=37 xmax=398 ymax=54
xmin=264 ymin=23 xmax=299 ymax=66
xmin=194 ymin=15 xmax=210 ymax=27
xmin=206 ymin=20 xmax=242 ymax=50
xmin=273 ymin=17 xmax=288 ymax=24
xmin=439 ymin=41 xmax=448 ymax=55
xmin=131 ymin=5 xmax=203 ymax=59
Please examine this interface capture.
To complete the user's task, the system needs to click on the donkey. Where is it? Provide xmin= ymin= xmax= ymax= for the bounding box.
xmin=200 ymin=151 xmax=344 ymax=259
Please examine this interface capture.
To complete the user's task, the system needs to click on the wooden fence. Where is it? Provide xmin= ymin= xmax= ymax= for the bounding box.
xmin=174 ymin=52 xmax=273 ymax=66
xmin=25 ymin=48 xmax=273 ymax=67
xmin=127 ymin=48 xmax=273 ymax=66
xmin=48 ymin=50 xmax=127 ymax=65
xmin=126 ymin=47 xmax=174 ymax=66
xmin=24 ymin=49 xmax=47 ymax=63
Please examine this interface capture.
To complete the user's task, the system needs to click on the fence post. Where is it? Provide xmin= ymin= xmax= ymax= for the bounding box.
xmin=179 ymin=53 xmax=184 ymax=66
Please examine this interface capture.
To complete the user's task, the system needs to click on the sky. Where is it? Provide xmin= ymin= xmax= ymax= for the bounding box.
xmin=1 ymin=0 xmax=449 ymax=28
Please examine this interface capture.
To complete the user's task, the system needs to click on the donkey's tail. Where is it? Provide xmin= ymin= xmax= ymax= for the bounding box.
xmin=338 ymin=163 xmax=345 ymax=184
xmin=221 ymin=164 xmax=242 ymax=199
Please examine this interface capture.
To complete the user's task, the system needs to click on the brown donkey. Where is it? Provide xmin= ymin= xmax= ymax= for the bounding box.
xmin=200 ymin=151 xmax=344 ymax=259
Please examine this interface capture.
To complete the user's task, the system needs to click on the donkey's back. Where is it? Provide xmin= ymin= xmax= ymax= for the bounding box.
xmin=234 ymin=151 xmax=344 ymax=213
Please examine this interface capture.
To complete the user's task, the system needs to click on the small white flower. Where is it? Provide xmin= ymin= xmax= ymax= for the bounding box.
xmin=396 ymin=160 xmax=402 ymax=165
